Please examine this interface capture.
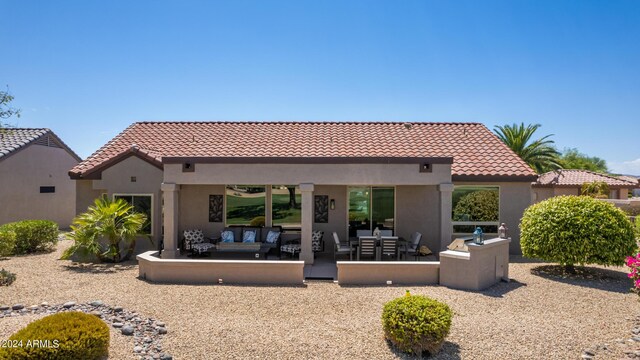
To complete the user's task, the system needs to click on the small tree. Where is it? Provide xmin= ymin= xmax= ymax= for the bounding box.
xmin=521 ymin=196 xmax=636 ymax=272
xmin=0 ymin=87 xmax=21 ymax=127
xmin=581 ymin=181 xmax=610 ymax=199
xmin=62 ymin=198 xmax=147 ymax=262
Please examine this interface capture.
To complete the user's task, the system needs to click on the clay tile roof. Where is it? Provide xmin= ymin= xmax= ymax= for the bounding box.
xmin=0 ymin=128 xmax=49 ymax=158
xmin=0 ymin=128 xmax=81 ymax=163
xmin=534 ymin=169 xmax=640 ymax=188
xmin=69 ymin=121 xmax=536 ymax=179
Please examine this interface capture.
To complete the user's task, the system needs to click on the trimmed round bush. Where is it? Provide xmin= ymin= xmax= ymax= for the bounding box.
xmin=0 ymin=312 xmax=109 ymax=359
xmin=0 ymin=220 xmax=58 ymax=255
xmin=521 ymin=195 xmax=637 ymax=267
xmin=382 ymin=294 xmax=453 ymax=356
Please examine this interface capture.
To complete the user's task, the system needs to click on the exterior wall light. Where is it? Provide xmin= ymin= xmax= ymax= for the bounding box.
xmin=330 ymin=199 xmax=335 ymax=210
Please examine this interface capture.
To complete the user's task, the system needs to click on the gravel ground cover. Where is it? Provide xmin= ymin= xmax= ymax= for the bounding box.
xmin=0 ymin=240 xmax=638 ymax=359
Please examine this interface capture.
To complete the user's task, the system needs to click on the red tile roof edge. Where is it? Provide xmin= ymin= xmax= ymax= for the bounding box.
xmin=533 ymin=169 xmax=640 ymax=188
xmin=69 ymin=121 xmax=537 ymax=180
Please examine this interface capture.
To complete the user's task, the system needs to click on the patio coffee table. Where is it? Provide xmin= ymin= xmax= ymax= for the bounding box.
xmin=209 ymin=245 xmax=271 ymax=260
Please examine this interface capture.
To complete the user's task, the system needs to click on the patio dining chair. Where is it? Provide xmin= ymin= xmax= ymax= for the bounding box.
xmin=333 ymin=232 xmax=352 ymax=261
xmin=380 ymin=237 xmax=398 ymax=261
xmin=380 ymin=230 xmax=393 ymax=236
xmin=399 ymin=232 xmax=422 ymax=261
xmin=357 ymin=237 xmax=376 ymax=261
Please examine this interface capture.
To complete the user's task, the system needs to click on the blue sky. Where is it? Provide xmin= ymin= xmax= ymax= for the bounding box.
xmin=2 ymin=1 xmax=639 ymax=174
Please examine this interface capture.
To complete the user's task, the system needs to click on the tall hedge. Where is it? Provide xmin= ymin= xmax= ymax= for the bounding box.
xmin=0 ymin=220 xmax=58 ymax=255
xmin=520 ymin=196 xmax=636 ymax=267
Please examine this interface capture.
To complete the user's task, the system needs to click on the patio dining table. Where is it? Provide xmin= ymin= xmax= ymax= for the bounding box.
xmin=349 ymin=236 xmax=408 ymax=260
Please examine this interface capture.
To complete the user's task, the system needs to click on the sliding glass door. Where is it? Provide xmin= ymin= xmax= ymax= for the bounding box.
xmin=348 ymin=187 xmax=395 ymax=237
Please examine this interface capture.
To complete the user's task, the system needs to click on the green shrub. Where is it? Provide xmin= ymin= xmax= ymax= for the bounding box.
xmin=0 ymin=312 xmax=109 ymax=360
xmin=521 ymin=196 xmax=636 ymax=268
xmin=453 ymin=190 xmax=499 ymax=221
xmin=581 ymin=181 xmax=610 ymax=199
xmin=62 ymin=198 xmax=147 ymax=263
xmin=0 ymin=269 xmax=16 ymax=286
xmin=0 ymin=228 xmax=16 ymax=257
xmin=0 ymin=220 xmax=58 ymax=255
xmin=382 ymin=294 xmax=453 ymax=356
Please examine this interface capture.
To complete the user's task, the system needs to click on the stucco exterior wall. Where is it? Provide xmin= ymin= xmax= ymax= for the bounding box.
xmin=75 ymin=180 xmax=103 ymax=215
xmin=532 ymin=187 xmax=554 ymax=203
xmin=92 ymin=156 xmax=163 ymax=252
xmin=454 ymin=181 xmax=531 ymax=254
xmin=554 ymin=187 xmax=580 ymax=197
xmin=312 ymin=185 xmax=348 ymax=254
xmin=164 ymin=163 xmax=451 ymax=186
xmin=0 ymin=144 xmax=78 ymax=228
xmin=395 ymin=185 xmax=440 ymax=254
xmin=178 ymin=185 xmax=225 ymax=238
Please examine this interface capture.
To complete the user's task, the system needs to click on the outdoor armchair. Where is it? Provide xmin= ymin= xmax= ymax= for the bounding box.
xmin=398 ymin=232 xmax=422 ymax=260
xmin=183 ymin=229 xmax=216 ymax=255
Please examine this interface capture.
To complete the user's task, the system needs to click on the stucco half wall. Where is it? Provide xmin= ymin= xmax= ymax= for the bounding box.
xmin=137 ymin=251 xmax=304 ymax=285
xmin=0 ymin=143 xmax=78 ymax=228
xmin=454 ymin=181 xmax=532 ymax=254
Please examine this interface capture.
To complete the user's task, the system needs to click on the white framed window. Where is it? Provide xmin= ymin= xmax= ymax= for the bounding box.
xmin=113 ymin=194 xmax=153 ymax=235
xmin=452 ymin=186 xmax=500 ymax=236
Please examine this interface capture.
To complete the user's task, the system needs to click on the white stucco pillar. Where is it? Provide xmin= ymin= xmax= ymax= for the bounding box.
xmin=161 ymin=183 xmax=180 ymax=259
xmin=299 ymin=183 xmax=314 ymax=264
xmin=438 ymin=183 xmax=454 ymax=251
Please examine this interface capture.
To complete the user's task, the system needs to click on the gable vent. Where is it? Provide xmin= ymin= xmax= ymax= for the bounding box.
xmin=33 ymin=135 xmax=62 ymax=149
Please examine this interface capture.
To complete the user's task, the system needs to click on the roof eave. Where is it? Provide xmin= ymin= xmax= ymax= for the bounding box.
xmin=161 ymin=156 xmax=454 ymax=165
xmin=453 ymin=174 xmax=538 ymax=182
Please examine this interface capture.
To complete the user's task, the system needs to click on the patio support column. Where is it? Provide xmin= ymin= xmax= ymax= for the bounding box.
xmin=438 ymin=183 xmax=454 ymax=251
xmin=300 ymin=183 xmax=314 ymax=265
xmin=161 ymin=183 xmax=180 ymax=259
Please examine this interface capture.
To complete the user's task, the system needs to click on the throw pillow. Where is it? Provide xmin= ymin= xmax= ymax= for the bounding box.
xmin=311 ymin=230 xmax=324 ymax=252
xmin=184 ymin=229 xmax=204 ymax=244
xmin=221 ymin=230 xmax=234 ymax=243
xmin=243 ymin=230 xmax=257 ymax=243
xmin=265 ymin=231 xmax=280 ymax=244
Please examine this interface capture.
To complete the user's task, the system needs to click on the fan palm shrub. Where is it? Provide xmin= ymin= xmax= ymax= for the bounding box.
xmin=61 ymin=198 xmax=148 ymax=263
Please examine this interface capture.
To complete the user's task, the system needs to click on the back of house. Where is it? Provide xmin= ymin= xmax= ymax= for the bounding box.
xmin=69 ymin=121 xmax=536 ymax=256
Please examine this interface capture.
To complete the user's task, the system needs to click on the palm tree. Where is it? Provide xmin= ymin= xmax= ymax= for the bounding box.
xmin=494 ymin=123 xmax=561 ymax=173
xmin=62 ymin=198 xmax=148 ymax=262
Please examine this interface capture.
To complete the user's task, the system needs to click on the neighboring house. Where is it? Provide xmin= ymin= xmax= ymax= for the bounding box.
xmin=0 ymin=128 xmax=81 ymax=228
xmin=69 ymin=121 xmax=536 ymax=259
xmin=618 ymin=175 xmax=640 ymax=198
xmin=532 ymin=169 xmax=640 ymax=202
